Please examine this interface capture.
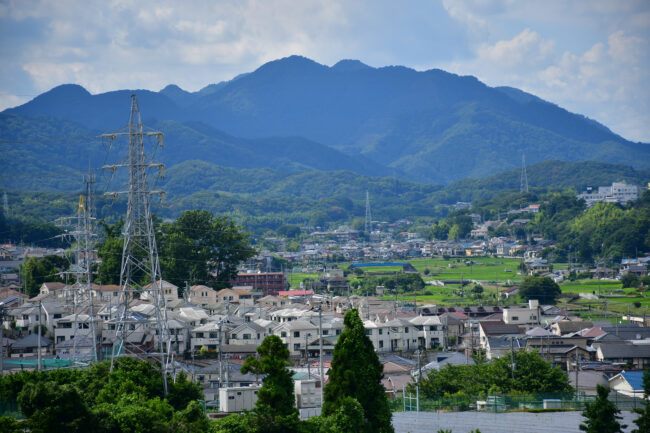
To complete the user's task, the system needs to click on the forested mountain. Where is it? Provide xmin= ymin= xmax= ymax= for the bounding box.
xmin=3 ymin=55 xmax=649 ymax=184
xmin=0 ymin=112 xmax=388 ymax=191
xmin=3 ymin=158 xmax=648 ymax=237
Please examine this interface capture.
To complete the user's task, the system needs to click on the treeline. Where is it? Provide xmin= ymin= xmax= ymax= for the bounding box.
xmin=96 ymin=210 xmax=256 ymax=292
xmin=534 ymin=190 xmax=650 ymax=262
xmin=351 ymin=273 xmax=426 ymax=295
xmin=0 ymin=358 xmax=205 ymax=433
xmin=0 ymin=207 xmax=67 ymax=248
xmin=417 ymin=350 xmax=571 ymax=398
xmin=5 ymin=160 xmax=648 ymax=237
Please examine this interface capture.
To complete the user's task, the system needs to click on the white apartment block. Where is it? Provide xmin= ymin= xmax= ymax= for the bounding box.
xmin=578 ymin=181 xmax=639 ymax=207
xmin=503 ymin=300 xmax=541 ymax=329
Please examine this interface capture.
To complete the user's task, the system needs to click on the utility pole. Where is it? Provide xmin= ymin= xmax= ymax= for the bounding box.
xmin=574 ymin=355 xmax=581 ymax=399
xmin=104 ymin=95 xmax=170 ymax=393
xmin=305 ymin=332 xmax=311 ymax=378
xmin=218 ymin=319 xmax=223 ymax=388
xmin=37 ymin=300 xmax=42 ymax=371
xmin=510 ymin=336 xmax=516 ymax=380
xmin=0 ymin=306 xmax=4 ymax=375
xmin=318 ymin=303 xmax=324 ymax=407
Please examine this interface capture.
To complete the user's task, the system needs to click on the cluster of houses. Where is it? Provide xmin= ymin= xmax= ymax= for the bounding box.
xmin=3 ymin=275 xmax=650 ymax=408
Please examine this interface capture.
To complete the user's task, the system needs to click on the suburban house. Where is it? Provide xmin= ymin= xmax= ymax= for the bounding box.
xmin=10 ymin=334 xmax=53 ymax=358
xmin=187 ymin=285 xmax=218 ymax=307
xmin=609 ymin=371 xmax=645 ymax=397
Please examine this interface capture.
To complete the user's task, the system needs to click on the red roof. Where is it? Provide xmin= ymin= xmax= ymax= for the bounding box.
xmin=446 ymin=311 xmax=469 ymax=319
xmin=278 ymin=290 xmax=314 ymax=296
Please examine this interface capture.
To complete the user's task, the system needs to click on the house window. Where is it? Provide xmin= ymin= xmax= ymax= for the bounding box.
xmin=294 ymin=343 xmax=300 ymax=350
xmin=231 ymin=334 xmax=237 ymax=339
xmin=113 ymin=292 xmax=118 ymax=296
xmin=53 ymin=314 xmax=62 ymax=319
xmin=209 ymin=332 xmax=218 ymax=338
xmin=512 ymin=316 xmax=519 ymax=321
xmin=243 ymin=334 xmax=251 ymax=340
xmin=294 ymin=331 xmax=300 ymax=338
xmin=281 ymin=331 xmax=287 ymax=338
xmin=379 ymin=329 xmax=383 ymax=335
xmin=379 ymin=341 xmax=384 ymax=348
xmin=366 ymin=329 xmax=372 ymax=336
xmin=323 ymin=330 xmax=329 ymax=335
xmin=195 ymin=332 xmax=204 ymax=338
xmin=404 ymin=327 xmax=409 ymax=333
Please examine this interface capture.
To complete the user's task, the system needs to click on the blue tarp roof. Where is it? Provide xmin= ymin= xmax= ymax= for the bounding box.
xmin=621 ymin=371 xmax=645 ymax=391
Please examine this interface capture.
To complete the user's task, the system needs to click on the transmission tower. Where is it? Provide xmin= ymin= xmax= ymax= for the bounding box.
xmin=103 ymin=95 xmax=170 ymax=394
xmin=520 ymin=154 xmax=529 ymax=194
xmin=56 ymin=174 xmax=99 ymax=362
xmin=365 ymin=190 xmax=372 ymax=233
xmin=2 ymin=192 xmax=8 ymax=217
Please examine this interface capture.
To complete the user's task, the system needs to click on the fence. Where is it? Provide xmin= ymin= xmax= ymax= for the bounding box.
xmin=392 ymin=388 xmax=647 ymax=413
xmin=0 ymin=397 xmax=23 ymax=419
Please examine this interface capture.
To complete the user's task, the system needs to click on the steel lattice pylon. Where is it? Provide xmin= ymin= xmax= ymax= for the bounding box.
xmin=365 ymin=190 xmax=372 ymax=234
xmin=103 ymin=94 xmax=171 ymax=394
xmin=520 ymin=154 xmax=529 ymax=194
xmin=55 ymin=174 xmax=99 ymax=363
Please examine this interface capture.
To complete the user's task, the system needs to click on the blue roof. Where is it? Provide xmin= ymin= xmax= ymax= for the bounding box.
xmin=621 ymin=371 xmax=645 ymax=391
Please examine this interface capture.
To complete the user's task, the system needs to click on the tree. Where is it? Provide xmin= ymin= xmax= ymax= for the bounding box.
xmin=277 ymin=224 xmax=301 ymax=239
xmin=19 ymin=255 xmax=68 ymax=298
xmin=240 ymin=335 xmax=300 ymax=433
xmin=18 ymin=381 xmax=94 ymax=433
xmin=319 ymin=397 xmax=366 ymax=433
xmin=159 ymin=210 xmax=256 ymax=290
xmin=0 ymin=416 xmax=21 ymax=433
xmin=518 ymin=276 xmax=561 ymax=304
xmin=580 ymin=385 xmax=626 ymax=433
xmin=323 ymin=309 xmax=393 ymax=433
xmin=621 ymin=274 xmax=640 ymax=289
xmin=632 ymin=369 xmax=650 ymax=433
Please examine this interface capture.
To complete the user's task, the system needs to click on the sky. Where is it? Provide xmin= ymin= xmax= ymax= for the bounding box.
xmin=0 ymin=0 xmax=649 ymax=142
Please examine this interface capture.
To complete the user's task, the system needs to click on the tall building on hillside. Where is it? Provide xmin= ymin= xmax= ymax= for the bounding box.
xmin=577 ymin=181 xmax=639 ymax=207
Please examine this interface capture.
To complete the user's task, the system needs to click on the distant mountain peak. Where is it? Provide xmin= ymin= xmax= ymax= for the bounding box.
xmin=255 ymin=55 xmax=327 ymax=74
xmin=331 ymin=59 xmax=372 ymax=71
xmin=44 ymin=84 xmax=91 ymax=98
xmin=160 ymin=84 xmax=186 ymax=93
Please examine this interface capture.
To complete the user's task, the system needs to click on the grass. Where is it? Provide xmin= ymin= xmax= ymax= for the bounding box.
xmin=410 ymin=257 xmax=524 ymax=282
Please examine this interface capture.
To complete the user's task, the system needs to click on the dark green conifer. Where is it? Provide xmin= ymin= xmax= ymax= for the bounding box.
xmin=323 ymin=309 xmax=393 ymax=433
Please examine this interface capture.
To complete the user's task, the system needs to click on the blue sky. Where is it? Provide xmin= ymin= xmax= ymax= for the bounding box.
xmin=0 ymin=0 xmax=648 ymax=142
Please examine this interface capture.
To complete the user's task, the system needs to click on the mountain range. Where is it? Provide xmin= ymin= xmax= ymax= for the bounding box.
xmin=3 ymin=55 xmax=649 ymax=186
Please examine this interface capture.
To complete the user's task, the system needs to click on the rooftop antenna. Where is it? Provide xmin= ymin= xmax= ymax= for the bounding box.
xmin=365 ymin=190 xmax=372 ymax=234
xmin=520 ymin=154 xmax=529 ymax=194
xmin=103 ymin=94 xmax=171 ymax=394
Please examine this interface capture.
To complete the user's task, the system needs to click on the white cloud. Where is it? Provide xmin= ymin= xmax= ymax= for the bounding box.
xmin=477 ymin=28 xmax=554 ymax=67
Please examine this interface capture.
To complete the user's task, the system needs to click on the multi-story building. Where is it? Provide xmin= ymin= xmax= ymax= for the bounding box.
xmin=230 ymin=272 xmax=286 ymax=296
xmin=578 ymin=181 xmax=639 ymax=207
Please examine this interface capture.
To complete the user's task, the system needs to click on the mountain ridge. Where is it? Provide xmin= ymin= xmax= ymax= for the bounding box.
xmin=3 ymin=55 xmax=649 ymax=184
